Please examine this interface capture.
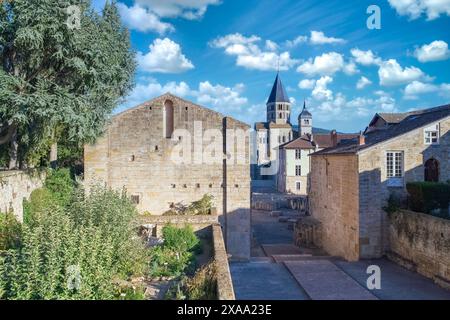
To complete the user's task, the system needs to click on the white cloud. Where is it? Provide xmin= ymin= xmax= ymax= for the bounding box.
xmin=356 ymin=76 xmax=372 ymax=89
xmin=388 ymin=0 xmax=450 ymax=20
xmin=135 ymin=0 xmax=221 ymax=19
xmin=414 ymin=40 xmax=450 ymax=62
xmin=210 ymin=33 xmax=299 ymax=71
xmin=378 ymin=59 xmax=430 ymax=86
xmin=117 ymin=3 xmax=174 ymax=34
xmin=285 ymin=35 xmax=308 ymax=48
xmin=343 ymin=61 xmax=359 ymax=75
xmin=297 ymin=52 xmax=353 ymax=76
xmin=117 ymin=0 xmax=220 ymax=33
xmin=137 ymin=38 xmax=194 ymax=73
xmin=196 ymin=81 xmax=248 ymax=111
xmin=298 ymin=79 xmax=316 ymax=90
xmin=311 ymin=76 xmax=333 ymax=101
xmin=403 ymin=80 xmax=450 ymax=99
xmin=265 ymin=40 xmax=278 ymax=51
xmin=350 ymin=48 xmax=382 ymax=66
xmin=309 ymin=31 xmax=345 ymax=45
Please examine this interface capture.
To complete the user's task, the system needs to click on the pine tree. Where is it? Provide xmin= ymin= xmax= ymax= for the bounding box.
xmin=0 ymin=0 xmax=135 ymax=168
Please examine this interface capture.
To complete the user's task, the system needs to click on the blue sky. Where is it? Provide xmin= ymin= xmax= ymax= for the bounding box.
xmin=93 ymin=0 xmax=450 ymax=132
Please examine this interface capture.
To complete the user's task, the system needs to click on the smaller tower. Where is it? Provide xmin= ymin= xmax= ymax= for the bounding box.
xmin=298 ymin=101 xmax=312 ymax=136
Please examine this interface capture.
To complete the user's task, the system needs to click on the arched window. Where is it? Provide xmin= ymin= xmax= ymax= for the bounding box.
xmin=424 ymin=158 xmax=439 ymax=182
xmin=164 ymin=100 xmax=174 ymax=138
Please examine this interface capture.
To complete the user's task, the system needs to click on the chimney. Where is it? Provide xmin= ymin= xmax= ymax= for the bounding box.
xmin=358 ymin=131 xmax=365 ymax=145
xmin=330 ymin=130 xmax=337 ymax=147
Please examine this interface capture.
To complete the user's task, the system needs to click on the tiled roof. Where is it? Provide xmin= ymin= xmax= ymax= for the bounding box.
xmin=312 ymin=104 xmax=450 ymax=156
xmin=281 ymin=135 xmax=315 ymax=149
xmin=267 ymin=73 xmax=290 ymax=104
xmin=280 ymin=133 xmax=359 ymax=150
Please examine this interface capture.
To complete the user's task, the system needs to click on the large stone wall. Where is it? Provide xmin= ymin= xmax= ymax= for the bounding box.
xmin=388 ymin=210 xmax=450 ymax=289
xmin=358 ymin=117 xmax=450 ymax=258
xmin=309 ymin=154 xmax=360 ymax=261
xmin=84 ymin=93 xmax=251 ymax=260
xmin=0 ymin=170 xmax=46 ymax=222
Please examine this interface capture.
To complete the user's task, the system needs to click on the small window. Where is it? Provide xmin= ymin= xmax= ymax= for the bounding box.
xmin=155 ymin=145 xmax=159 ymax=151
xmin=130 ymin=155 xmax=135 ymax=162
xmin=304 ymin=119 xmax=309 ymax=125
xmin=386 ymin=151 xmax=403 ymax=178
xmin=295 ymin=165 xmax=301 ymax=176
xmin=296 ymin=181 xmax=301 ymax=190
xmin=196 ymin=183 xmax=200 ymax=188
xmin=282 ymin=136 xmax=286 ymax=143
xmin=424 ymin=130 xmax=439 ymax=145
xmin=295 ymin=149 xmax=301 ymax=160
xmin=131 ymin=195 xmax=140 ymax=205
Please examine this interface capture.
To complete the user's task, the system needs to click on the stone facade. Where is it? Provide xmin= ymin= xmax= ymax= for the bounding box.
xmin=358 ymin=117 xmax=450 ymax=258
xmin=84 ymin=93 xmax=251 ymax=260
xmin=388 ymin=210 xmax=450 ymax=289
xmin=0 ymin=169 xmax=46 ymax=222
xmin=309 ymin=154 xmax=360 ymax=261
xmin=309 ymin=114 xmax=450 ymax=261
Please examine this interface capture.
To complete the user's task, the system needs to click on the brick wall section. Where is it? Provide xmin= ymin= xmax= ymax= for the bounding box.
xmin=309 ymin=154 xmax=360 ymax=261
xmin=84 ymin=93 xmax=251 ymax=260
xmin=358 ymin=117 xmax=450 ymax=258
xmin=388 ymin=210 xmax=450 ymax=289
xmin=0 ymin=170 xmax=46 ymax=222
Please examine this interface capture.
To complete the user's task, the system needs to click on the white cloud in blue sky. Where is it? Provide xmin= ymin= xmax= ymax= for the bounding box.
xmin=110 ymin=0 xmax=450 ymax=132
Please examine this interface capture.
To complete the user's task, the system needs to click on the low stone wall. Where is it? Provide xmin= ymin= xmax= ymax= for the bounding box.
xmin=212 ymin=224 xmax=235 ymax=300
xmin=137 ymin=214 xmax=218 ymax=237
xmin=0 ymin=169 xmax=46 ymax=222
xmin=388 ymin=210 xmax=450 ymax=289
xmin=137 ymin=215 xmax=235 ymax=300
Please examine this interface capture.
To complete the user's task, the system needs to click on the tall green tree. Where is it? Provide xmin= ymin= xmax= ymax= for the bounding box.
xmin=0 ymin=0 xmax=135 ymax=169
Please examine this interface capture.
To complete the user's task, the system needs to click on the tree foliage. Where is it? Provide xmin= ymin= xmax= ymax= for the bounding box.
xmin=0 ymin=0 xmax=135 ymax=168
xmin=0 ymin=176 xmax=148 ymax=300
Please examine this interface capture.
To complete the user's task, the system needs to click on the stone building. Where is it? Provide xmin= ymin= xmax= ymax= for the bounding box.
xmin=277 ymin=127 xmax=358 ymax=195
xmin=308 ymin=104 xmax=450 ymax=261
xmin=84 ymin=93 xmax=251 ymax=260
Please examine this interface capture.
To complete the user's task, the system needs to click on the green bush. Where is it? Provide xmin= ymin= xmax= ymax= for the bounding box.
xmin=0 ymin=186 xmax=149 ymax=300
xmin=162 ymin=194 xmax=214 ymax=216
xmin=0 ymin=210 xmax=22 ymax=251
xmin=382 ymin=193 xmax=401 ymax=214
xmin=406 ymin=182 xmax=450 ymax=215
xmin=149 ymin=225 xmax=200 ymax=278
xmin=166 ymin=261 xmax=217 ymax=300
xmin=44 ymin=168 xmax=76 ymax=207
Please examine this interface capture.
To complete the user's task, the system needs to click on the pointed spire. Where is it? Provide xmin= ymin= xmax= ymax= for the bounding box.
xmin=299 ymin=99 xmax=312 ymax=118
xmin=267 ymin=73 xmax=290 ymax=104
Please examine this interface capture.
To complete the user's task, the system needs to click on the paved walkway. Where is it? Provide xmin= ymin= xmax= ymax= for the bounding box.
xmin=230 ymin=204 xmax=450 ymax=300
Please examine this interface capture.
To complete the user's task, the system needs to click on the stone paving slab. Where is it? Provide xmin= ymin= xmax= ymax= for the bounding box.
xmin=230 ymin=261 xmax=309 ymax=300
xmin=261 ymin=244 xmax=304 ymax=256
xmin=334 ymin=259 xmax=450 ymax=300
xmin=284 ymin=260 xmax=378 ymax=300
xmin=272 ymin=254 xmax=334 ymax=263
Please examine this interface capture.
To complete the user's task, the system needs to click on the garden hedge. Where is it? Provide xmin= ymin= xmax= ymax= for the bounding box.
xmin=406 ymin=181 xmax=450 ymax=214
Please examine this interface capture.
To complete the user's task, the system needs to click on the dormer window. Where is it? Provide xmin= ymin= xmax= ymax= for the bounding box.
xmin=304 ymin=119 xmax=309 ymax=125
xmin=424 ymin=123 xmax=439 ymax=145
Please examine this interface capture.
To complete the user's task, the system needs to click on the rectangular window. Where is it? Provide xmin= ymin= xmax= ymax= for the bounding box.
xmin=386 ymin=151 xmax=403 ymax=178
xmin=295 ymin=165 xmax=301 ymax=176
xmin=295 ymin=149 xmax=301 ymax=160
xmin=282 ymin=136 xmax=286 ymax=143
xmin=424 ymin=130 xmax=439 ymax=145
xmin=296 ymin=181 xmax=301 ymax=190
xmin=131 ymin=195 xmax=140 ymax=205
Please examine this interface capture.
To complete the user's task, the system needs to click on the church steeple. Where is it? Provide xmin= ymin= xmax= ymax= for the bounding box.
xmin=266 ymin=73 xmax=291 ymax=124
xmin=298 ymin=100 xmax=312 ymax=136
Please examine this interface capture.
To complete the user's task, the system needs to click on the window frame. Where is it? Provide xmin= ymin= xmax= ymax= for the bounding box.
xmin=295 ymin=165 xmax=301 ymax=176
xmin=295 ymin=149 xmax=301 ymax=160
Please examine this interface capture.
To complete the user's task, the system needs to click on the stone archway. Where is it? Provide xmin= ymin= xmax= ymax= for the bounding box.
xmin=424 ymin=158 xmax=439 ymax=182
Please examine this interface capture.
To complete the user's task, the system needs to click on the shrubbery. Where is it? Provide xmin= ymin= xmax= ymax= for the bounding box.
xmin=163 ymin=194 xmax=214 ymax=216
xmin=0 ymin=169 xmax=149 ymax=300
xmin=0 ymin=210 xmax=22 ymax=251
xmin=406 ymin=181 xmax=450 ymax=217
xmin=166 ymin=261 xmax=217 ymax=300
xmin=149 ymin=225 xmax=200 ymax=278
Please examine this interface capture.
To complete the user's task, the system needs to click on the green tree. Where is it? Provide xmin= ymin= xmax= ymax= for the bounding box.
xmin=0 ymin=0 xmax=135 ymax=169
